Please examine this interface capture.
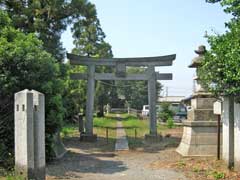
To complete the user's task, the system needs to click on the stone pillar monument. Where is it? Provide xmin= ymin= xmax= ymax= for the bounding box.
xmin=177 ymin=45 xmax=219 ymax=156
xmin=15 ymin=89 xmax=45 ymax=180
xmin=222 ymin=97 xmax=240 ymax=171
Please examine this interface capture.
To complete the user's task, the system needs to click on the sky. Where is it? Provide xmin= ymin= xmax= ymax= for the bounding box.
xmin=61 ymin=0 xmax=231 ymax=97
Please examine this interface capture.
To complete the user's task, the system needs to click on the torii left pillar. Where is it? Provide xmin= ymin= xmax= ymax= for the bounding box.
xmin=81 ymin=65 xmax=97 ymax=142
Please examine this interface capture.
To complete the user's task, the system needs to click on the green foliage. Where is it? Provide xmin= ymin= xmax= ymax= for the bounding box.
xmin=212 ymin=171 xmax=225 ymax=179
xmin=0 ymin=11 xmax=64 ymax=166
xmin=68 ymin=9 xmax=114 ymax=117
xmin=94 ymin=117 xmax=116 ymax=128
xmin=166 ymin=117 xmax=174 ymax=129
xmin=200 ymin=1 xmax=240 ymax=99
xmin=63 ymin=64 xmax=87 ymax=122
xmin=177 ymin=160 xmax=186 ymax=168
xmin=206 ymin=0 xmax=240 ymax=18
xmin=192 ymin=166 xmax=201 ymax=173
xmin=0 ymin=0 xmax=97 ymax=61
xmin=61 ymin=124 xmax=78 ymax=137
xmin=0 ymin=10 xmax=11 ymax=28
xmin=158 ymin=103 xmax=174 ymax=122
xmin=117 ymin=67 xmax=162 ymax=110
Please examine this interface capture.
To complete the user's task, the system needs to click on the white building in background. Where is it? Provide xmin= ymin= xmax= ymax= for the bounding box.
xmin=158 ymin=96 xmax=185 ymax=111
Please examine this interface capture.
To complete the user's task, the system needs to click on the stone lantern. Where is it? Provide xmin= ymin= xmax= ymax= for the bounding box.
xmin=176 ymin=45 xmax=220 ymax=156
xmin=189 ymin=45 xmax=207 ymax=93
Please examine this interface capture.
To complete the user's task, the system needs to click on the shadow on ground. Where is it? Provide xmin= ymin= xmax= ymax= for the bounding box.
xmin=47 ymin=151 xmax=127 ymax=179
xmin=126 ymin=135 xmax=182 ymax=153
xmin=47 ymin=136 xmax=127 ymax=179
xmin=63 ymin=136 xmax=116 ymax=152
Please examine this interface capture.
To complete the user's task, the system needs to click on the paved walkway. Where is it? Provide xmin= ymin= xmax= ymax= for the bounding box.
xmin=115 ymin=120 xmax=129 ymax=151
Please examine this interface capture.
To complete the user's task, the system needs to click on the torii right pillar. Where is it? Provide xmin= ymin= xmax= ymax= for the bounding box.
xmin=145 ymin=65 xmax=162 ymax=141
xmin=177 ymin=45 xmax=220 ymax=156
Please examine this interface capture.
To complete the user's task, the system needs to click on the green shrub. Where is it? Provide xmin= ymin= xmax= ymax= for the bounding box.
xmin=212 ymin=171 xmax=225 ymax=180
xmin=167 ymin=117 xmax=174 ymax=129
xmin=0 ymin=10 xmax=64 ymax=167
xmin=158 ymin=102 xmax=174 ymax=122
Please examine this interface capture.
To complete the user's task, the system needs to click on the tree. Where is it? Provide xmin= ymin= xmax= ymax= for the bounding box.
xmin=206 ymin=0 xmax=240 ymax=18
xmin=199 ymin=0 xmax=240 ymax=99
xmin=63 ymin=64 xmax=87 ymax=122
xmin=0 ymin=10 xmax=64 ymax=166
xmin=68 ymin=10 xmax=114 ymax=117
xmin=0 ymin=0 xmax=97 ymax=62
xmin=199 ymin=21 xmax=240 ymax=98
xmin=117 ymin=67 xmax=162 ymax=110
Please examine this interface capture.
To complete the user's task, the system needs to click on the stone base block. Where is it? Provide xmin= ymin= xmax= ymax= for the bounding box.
xmin=15 ymin=165 xmax=45 ymax=180
xmin=80 ymin=133 xmax=97 ymax=142
xmin=176 ymin=121 xmax=222 ymax=156
xmin=235 ymin=161 xmax=240 ymax=171
xmin=144 ymin=134 xmax=162 ymax=143
xmin=188 ymin=109 xmax=218 ymax=122
xmin=53 ymin=131 xmax=67 ymax=159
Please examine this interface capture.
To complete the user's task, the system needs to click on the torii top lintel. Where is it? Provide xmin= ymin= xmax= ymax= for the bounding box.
xmin=67 ymin=53 xmax=176 ymax=67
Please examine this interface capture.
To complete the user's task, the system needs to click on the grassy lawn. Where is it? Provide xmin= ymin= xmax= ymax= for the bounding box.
xmin=61 ymin=116 xmax=117 ymax=139
xmin=121 ymin=113 xmax=169 ymax=137
xmin=120 ymin=113 xmax=179 ymax=149
xmin=93 ymin=116 xmax=117 ymax=141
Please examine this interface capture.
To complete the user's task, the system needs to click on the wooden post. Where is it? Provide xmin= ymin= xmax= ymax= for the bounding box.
xmin=135 ymin=128 xmax=137 ymax=140
xmin=78 ymin=114 xmax=84 ymax=133
xmin=85 ymin=65 xmax=95 ymax=135
xmin=214 ymin=100 xmax=222 ymax=160
xmin=106 ymin=127 xmax=109 ymax=144
xmin=148 ymin=66 xmax=157 ymax=135
xmin=217 ymin=114 xmax=221 ymax=160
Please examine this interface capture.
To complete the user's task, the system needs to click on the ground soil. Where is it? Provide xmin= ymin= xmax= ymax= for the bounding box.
xmin=45 ymin=127 xmax=239 ymax=180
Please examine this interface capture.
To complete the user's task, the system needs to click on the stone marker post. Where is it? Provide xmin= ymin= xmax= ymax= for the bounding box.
xmin=222 ymin=96 xmax=237 ymax=170
xmin=222 ymin=96 xmax=235 ymax=168
xmin=15 ymin=89 xmax=45 ymax=180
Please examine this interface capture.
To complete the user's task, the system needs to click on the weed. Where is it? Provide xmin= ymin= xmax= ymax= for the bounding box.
xmin=212 ymin=171 xmax=225 ymax=180
xmin=177 ymin=160 xmax=186 ymax=168
xmin=166 ymin=117 xmax=174 ymax=129
xmin=193 ymin=166 xmax=201 ymax=173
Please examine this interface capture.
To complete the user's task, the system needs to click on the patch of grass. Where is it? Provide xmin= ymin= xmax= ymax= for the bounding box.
xmin=122 ymin=114 xmax=169 ymax=138
xmin=94 ymin=117 xmax=116 ymax=128
xmin=120 ymin=114 xmax=173 ymax=149
xmin=5 ymin=176 xmax=25 ymax=180
xmin=192 ymin=166 xmax=201 ymax=173
xmin=61 ymin=124 xmax=78 ymax=137
xmin=166 ymin=117 xmax=174 ymax=129
xmin=177 ymin=160 xmax=186 ymax=168
xmin=0 ymin=169 xmax=25 ymax=180
xmin=93 ymin=116 xmax=117 ymax=140
xmin=61 ymin=116 xmax=117 ymax=138
xmin=212 ymin=171 xmax=225 ymax=180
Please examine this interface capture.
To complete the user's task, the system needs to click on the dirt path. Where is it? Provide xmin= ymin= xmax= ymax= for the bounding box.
xmin=46 ymin=136 xmax=189 ymax=180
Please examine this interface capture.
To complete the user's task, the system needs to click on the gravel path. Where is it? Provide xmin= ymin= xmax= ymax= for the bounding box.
xmin=115 ymin=121 xmax=129 ymax=151
xmin=46 ymin=137 xmax=189 ymax=180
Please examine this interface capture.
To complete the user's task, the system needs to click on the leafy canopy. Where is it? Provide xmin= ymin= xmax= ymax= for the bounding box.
xmin=199 ymin=0 xmax=240 ymax=98
xmin=0 ymin=0 xmax=98 ymax=61
xmin=0 ymin=10 xmax=64 ymax=164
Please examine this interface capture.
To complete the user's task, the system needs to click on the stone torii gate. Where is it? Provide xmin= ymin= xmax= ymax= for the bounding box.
xmin=67 ymin=53 xmax=176 ymax=141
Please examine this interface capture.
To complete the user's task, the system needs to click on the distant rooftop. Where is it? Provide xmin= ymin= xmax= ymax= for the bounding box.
xmin=158 ymin=96 xmax=185 ymax=103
